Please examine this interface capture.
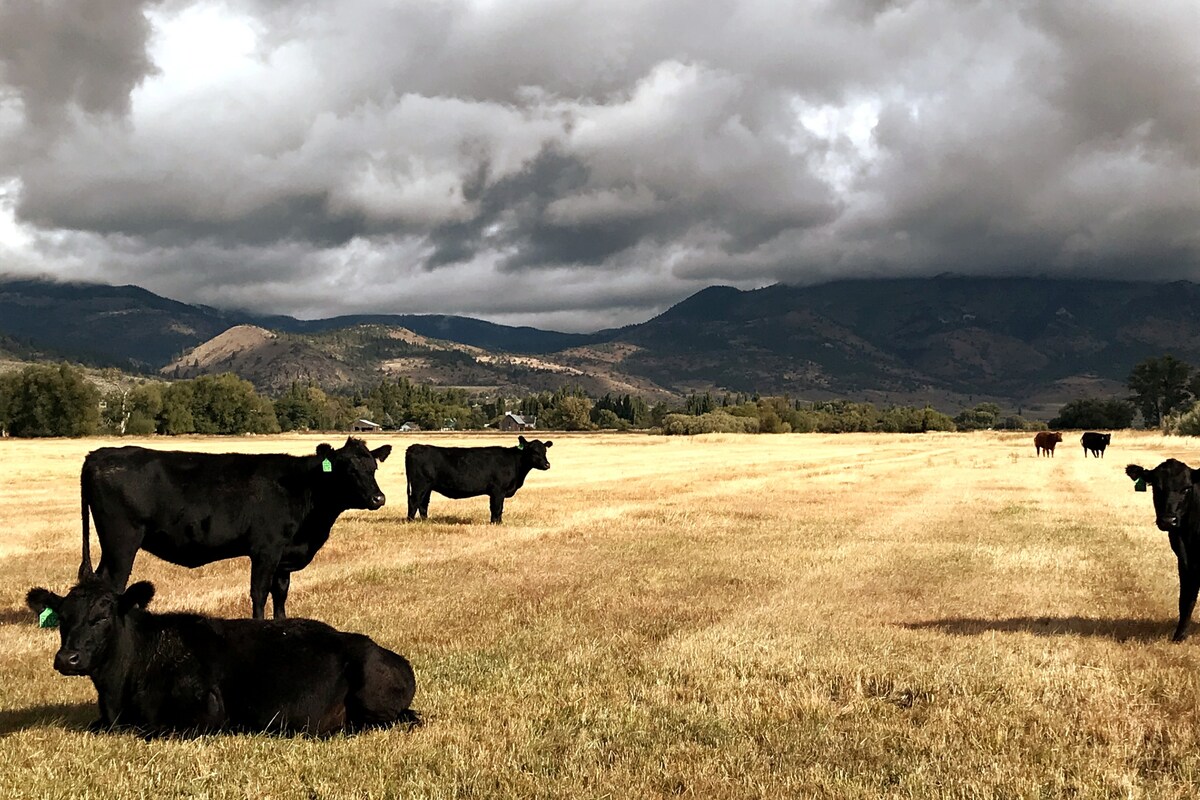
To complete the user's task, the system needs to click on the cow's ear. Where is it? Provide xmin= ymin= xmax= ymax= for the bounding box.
xmin=118 ymin=582 xmax=155 ymax=614
xmin=1126 ymin=465 xmax=1151 ymax=485
xmin=544 ymin=440 xmax=553 ymax=448
xmin=518 ymin=436 xmax=528 ymax=447
xmin=316 ymin=443 xmax=334 ymax=457
xmin=371 ymin=444 xmax=392 ymax=463
xmin=26 ymin=587 xmax=63 ymax=614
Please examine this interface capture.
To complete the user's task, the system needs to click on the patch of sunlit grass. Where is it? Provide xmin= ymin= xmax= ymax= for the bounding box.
xmin=3 ymin=431 xmax=1200 ymax=797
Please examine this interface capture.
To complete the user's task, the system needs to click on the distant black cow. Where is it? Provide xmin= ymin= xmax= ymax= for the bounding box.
xmin=1081 ymin=432 xmax=1111 ymax=458
xmin=81 ymin=437 xmax=391 ymax=619
xmin=405 ymin=436 xmax=552 ymax=524
xmin=1034 ymin=431 xmax=1063 ymax=457
xmin=26 ymin=577 xmax=417 ymax=735
xmin=1127 ymin=459 xmax=1200 ymax=641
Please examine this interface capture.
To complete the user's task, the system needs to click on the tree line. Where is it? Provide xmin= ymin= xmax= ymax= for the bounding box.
xmin=4 ymin=355 xmax=1200 ymax=438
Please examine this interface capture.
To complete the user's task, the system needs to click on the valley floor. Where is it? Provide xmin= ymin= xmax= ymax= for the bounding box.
xmin=1 ymin=431 xmax=1199 ymax=798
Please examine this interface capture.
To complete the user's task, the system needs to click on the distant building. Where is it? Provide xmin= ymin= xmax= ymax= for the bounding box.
xmin=399 ymin=421 xmax=421 ymax=432
xmin=497 ymin=412 xmax=536 ymax=432
xmin=351 ymin=418 xmax=381 ymax=433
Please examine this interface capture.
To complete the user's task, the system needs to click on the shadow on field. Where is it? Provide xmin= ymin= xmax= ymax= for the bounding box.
xmin=411 ymin=514 xmax=485 ymax=526
xmin=902 ymin=616 xmax=1170 ymax=642
xmin=0 ymin=607 xmax=35 ymax=626
xmin=0 ymin=702 xmax=93 ymax=737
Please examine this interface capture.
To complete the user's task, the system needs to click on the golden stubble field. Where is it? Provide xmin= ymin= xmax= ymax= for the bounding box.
xmin=2 ymin=430 xmax=1200 ymax=798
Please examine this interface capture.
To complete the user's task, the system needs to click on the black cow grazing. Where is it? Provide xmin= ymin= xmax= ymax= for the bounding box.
xmin=405 ymin=436 xmax=552 ymax=524
xmin=1081 ymin=431 xmax=1112 ymax=458
xmin=26 ymin=577 xmax=417 ymax=735
xmin=1126 ymin=459 xmax=1200 ymax=641
xmin=81 ymin=437 xmax=391 ymax=619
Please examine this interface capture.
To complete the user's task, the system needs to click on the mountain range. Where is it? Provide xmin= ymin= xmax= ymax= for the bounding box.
xmin=3 ymin=274 xmax=1196 ymax=417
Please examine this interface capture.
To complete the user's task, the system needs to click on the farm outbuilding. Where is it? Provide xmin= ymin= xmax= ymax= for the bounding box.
xmin=350 ymin=418 xmax=381 ymax=433
xmin=497 ymin=413 xmax=536 ymax=432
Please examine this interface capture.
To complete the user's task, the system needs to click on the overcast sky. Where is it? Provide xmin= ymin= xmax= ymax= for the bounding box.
xmin=1 ymin=1 xmax=1197 ymax=331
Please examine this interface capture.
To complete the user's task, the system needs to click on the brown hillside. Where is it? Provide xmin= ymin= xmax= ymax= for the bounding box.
xmin=162 ymin=325 xmax=356 ymax=390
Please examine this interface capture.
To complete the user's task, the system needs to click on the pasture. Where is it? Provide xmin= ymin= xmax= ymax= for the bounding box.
xmin=2 ymin=431 xmax=1200 ymax=798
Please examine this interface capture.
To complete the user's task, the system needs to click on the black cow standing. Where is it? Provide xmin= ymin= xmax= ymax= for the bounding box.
xmin=81 ymin=437 xmax=391 ymax=619
xmin=405 ymin=436 xmax=552 ymax=524
xmin=1126 ymin=459 xmax=1200 ymax=641
xmin=26 ymin=577 xmax=417 ymax=735
xmin=1081 ymin=432 xmax=1112 ymax=458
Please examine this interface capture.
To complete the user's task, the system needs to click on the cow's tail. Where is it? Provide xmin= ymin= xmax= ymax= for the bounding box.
xmin=79 ymin=463 xmax=94 ymax=580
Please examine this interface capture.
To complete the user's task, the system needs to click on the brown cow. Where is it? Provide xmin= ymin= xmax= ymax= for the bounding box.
xmin=1034 ymin=431 xmax=1063 ymax=457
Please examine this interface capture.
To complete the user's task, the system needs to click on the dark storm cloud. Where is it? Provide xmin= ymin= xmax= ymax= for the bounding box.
xmin=0 ymin=0 xmax=159 ymax=126
xmin=0 ymin=0 xmax=1197 ymax=330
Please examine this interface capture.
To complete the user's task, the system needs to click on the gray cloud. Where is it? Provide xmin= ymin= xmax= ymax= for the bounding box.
xmin=0 ymin=0 xmax=159 ymax=126
xmin=0 ymin=0 xmax=1197 ymax=331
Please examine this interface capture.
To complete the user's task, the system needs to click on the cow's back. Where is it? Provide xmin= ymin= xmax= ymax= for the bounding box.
xmin=84 ymin=447 xmax=306 ymax=567
xmin=85 ymin=447 xmax=296 ymax=507
xmin=211 ymin=618 xmax=354 ymax=731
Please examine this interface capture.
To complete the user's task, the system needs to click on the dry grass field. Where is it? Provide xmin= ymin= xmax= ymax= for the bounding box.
xmin=3 ymin=431 xmax=1200 ymax=798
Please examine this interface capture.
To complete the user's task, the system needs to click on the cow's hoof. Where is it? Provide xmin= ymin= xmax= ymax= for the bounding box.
xmin=1172 ymin=631 xmax=1188 ymax=643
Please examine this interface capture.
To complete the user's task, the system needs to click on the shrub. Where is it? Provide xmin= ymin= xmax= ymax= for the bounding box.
xmin=661 ymin=411 xmax=759 ymax=435
xmin=1166 ymin=402 xmax=1200 ymax=436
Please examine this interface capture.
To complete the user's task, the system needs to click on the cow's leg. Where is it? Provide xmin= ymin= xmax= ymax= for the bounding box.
xmin=418 ymin=489 xmax=432 ymax=519
xmin=249 ymin=557 xmax=279 ymax=620
xmin=1176 ymin=565 xmax=1200 ymax=642
xmin=489 ymin=492 xmax=505 ymax=524
xmin=270 ymin=571 xmax=292 ymax=620
xmin=94 ymin=523 xmax=143 ymax=590
xmin=407 ymin=482 xmax=419 ymax=521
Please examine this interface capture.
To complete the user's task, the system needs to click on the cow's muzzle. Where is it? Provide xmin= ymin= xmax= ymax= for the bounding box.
xmin=54 ymin=650 xmax=87 ymax=675
xmin=368 ymin=493 xmax=386 ymax=510
xmin=1157 ymin=517 xmax=1180 ymax=532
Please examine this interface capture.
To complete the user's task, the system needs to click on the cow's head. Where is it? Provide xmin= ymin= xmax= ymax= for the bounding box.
xmin=517 ymin=436 xmax=553 ymax=470
xmin=316 ymin=437 xmax=392 ymax=510
xmin=1102 ymin=434 xmax=1112 ymax=445
xmin=1127 ymin=459 xmax=1200 ymax=532
xmin=1051 ymin=432 xmax=1063 ymax=443
xmin=26 ymin=579 xmax=154 ymax=676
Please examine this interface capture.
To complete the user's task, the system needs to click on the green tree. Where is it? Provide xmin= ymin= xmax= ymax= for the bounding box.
xmin=541 ymin=394 xmax=594 ymax=431
xmin=954 ymin=403 xmax=1002 ymax=431
xmin=1049 ymin=398 xmax=1136 ymax=430
xmin=1128 ymin=355 xmax=1192 ymax=427
xmin=593 ymin=408 xmax=626 ymax=429
xmin=3 ymin=363 xmax=100 ymax=437
xmin=187 ymin=374 xmax=279 ymax=434
xmin=159 ymin=382 xmax=196 ymax=434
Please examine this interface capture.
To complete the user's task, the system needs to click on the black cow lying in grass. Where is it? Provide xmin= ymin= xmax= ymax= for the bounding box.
xmin=1127 ymin=459 xmax=1200 ymax=641
xmin=27 ymin=577 xmax=418 ymax=735
xmin=405 ymin=436 xmax=552 ymax=524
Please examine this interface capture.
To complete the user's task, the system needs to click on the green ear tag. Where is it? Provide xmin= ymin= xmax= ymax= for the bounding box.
xmin=517 ymin=442 xmax=524 ymax=450
xmin=1134 ymin=477 xmax=1147 ymax=492
xmin=38 ymin=608 xmax=59 ymax=629
xmin=322 ymin=458 xmax=332 ymax=473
